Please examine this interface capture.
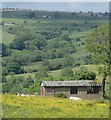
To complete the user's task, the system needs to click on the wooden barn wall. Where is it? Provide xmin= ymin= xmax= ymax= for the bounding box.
xmin=43 ymin=86 xmax=102 ymax=100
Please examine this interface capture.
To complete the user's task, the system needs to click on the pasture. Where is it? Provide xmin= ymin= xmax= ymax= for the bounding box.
xmin=2 ymin=94 xmax=109 ymax=118
xmin=6 ymin=64 xmax=106 ymax=81
xmin=2 ymin=30 xmax=15 ymax=45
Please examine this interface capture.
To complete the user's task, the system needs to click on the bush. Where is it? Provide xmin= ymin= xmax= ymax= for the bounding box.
xmin=6 ymin=62 xmax=24 ymax=74
xmin=35 ymin=67 xmax=48 ymax=79
xmin=63 ymin=55 xmax=75 ymax=67
xmin=7 ymin=27 xmax=16 ymax=34
xmin=1 ymin=43 xmax=11 ymax=57
xmin=74 ymin=67 xmax=96 ymax=80
xmin=9 ymin=38 xmax=26 ymax=50
xmin=76 ymin=37 xmax=81 ymax=41
xmin=50 ymin=62 xmax=62 ymax=71
xmin=61 ymin=67 xmax=73 ymax=77
xmin=74 ymin=63 xmax=81 ymax=67
xmin=83 ymin=54 xmax=93 ymax=65
xmin=55 ymin=93 xmax=67 ymax=98
xmin=2 ymin=68 xmax=9 ymax=76
xmin=2 ymin=76 xmax=7 ymax=82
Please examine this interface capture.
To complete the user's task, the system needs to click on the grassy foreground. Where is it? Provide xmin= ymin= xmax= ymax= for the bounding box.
xmin=2 ymin=94 xmax=109 ymax=118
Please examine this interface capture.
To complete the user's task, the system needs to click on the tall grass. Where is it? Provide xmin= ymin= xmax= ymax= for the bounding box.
xmin=2 ymin=94 xmax=109 ymax=118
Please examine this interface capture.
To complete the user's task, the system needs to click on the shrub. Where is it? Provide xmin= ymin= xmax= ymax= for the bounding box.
xmin=62 ymin=55 xmax=75 ymax=67
xmin=9 ymin=38 xmax=26 ymax=50
xmin=61 ymin=67 xmax=73 ymax=77
xmin=75 ymin=71 xmax=96 ymax=80
xmin=74 ymin=63 xmax=81 ymax=67
xmin=6 ymin=62 xmax=25 ymax=74
xmin=1 ymin=43 xmax=11 ymax=57
xmin=50 ymin=62 xmax=62 ymax=71
xmin=76 ymin=37 xmax=81 ymax=41
xmin=55 ymin=93 xmax=67 ymax=98
xmin=2 ymin=68 xmax=9 ymax=76
xmin=35 ymin=67 xmax=48 ymax=79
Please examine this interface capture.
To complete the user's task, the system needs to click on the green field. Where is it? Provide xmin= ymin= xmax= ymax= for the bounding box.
xmin=6 ymin=64 xmax=104 ymax=80
xmin=2 ymin=94 xmax=109 ymax=118
xmin=2 ymin=30 xmax=15 ymax=45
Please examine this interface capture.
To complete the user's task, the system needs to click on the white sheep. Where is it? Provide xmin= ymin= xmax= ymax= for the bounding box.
xmin=16 ymin=92 xmax=20 ymax=96
xmin=21 ymin=93 xmax=29 ymax=97
xmin=69 ymin=96 xmax=81 ymax=100
xmin=16 ymin=92 xmax=29 ymax=97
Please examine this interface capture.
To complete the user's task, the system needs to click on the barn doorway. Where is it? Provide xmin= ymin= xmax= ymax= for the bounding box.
xmin=70 ymin=87 xmax=78 ymax=94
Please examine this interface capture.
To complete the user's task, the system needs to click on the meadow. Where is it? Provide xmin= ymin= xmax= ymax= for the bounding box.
xmin=2 ymin=94 xmax=109 ymax=118
xmin=2 ymin=29 xmax=15 ymax=45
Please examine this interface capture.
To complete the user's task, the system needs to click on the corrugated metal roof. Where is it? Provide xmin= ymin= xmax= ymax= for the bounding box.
xmin=42 ymin=80 xmax=102 ymax=87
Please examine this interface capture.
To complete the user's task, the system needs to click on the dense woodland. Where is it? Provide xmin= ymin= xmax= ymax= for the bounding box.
xmin=1 ymin=9 xmax=109 ymax=94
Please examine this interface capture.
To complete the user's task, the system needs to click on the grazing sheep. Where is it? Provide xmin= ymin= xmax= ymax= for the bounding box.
xmin=69 ymin=96 xmax=81 ymax=100
xmin=16 ymin=92 xmax=20 ymax=96
xmin=16 ymin=92 xmax=29 ymax=97
xmin=21 ymin=93 xmax=29 ymax=97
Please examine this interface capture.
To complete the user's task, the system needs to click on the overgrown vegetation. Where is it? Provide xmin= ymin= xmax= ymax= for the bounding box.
xmin=86 ymin=24 xmax=110 ymax=98
xmin=55 ymin=92 xmax=67 ymax=98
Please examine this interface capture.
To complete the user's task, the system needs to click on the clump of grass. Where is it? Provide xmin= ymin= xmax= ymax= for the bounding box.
xmin=87 ymin=101 xmax=94 ymax=107
xmin=95 ymin=99 xmax=109 ymax=104
xmin=55 ymin=92 xmax=67 ymax=98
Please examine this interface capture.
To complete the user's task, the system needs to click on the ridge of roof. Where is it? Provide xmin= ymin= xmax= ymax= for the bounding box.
xmin=41 ymin=80 xmax=102 ymax=87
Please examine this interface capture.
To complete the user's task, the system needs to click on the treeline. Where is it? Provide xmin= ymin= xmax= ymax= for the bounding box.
xmin=2 ymin=9 xmax=109 ymax=19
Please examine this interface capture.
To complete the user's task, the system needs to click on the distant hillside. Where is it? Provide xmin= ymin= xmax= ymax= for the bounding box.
xmin=2 ymin=8 xmax=109 ymax=19
xmin=1 ymin=10 xmax=109 ymax=94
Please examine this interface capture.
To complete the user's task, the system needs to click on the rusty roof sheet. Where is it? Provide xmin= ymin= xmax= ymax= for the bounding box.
xmin=42 ymin=80 xmax=102 ymax=87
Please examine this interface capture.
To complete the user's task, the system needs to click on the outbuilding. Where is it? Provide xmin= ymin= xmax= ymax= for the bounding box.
xmin=41 ymin=80 xmax=102 ymax=100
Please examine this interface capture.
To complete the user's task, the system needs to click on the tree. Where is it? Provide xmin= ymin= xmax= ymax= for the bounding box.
xmin=42 ymin=60 xmax=51 ymax=71
xmin=35 ymin=67 xmax=48 ymax=80
xmin=6 ymin=62 xmax=24 ymax=74
xmin=2 ymin=75 xmax=7 ymax=82
xmin=74 ymin=66 xmax=96 ymax=80
xmin=9 ymin=38 xmax=26 ymax=50
xmin=2 ymin=76 xmax=24 ymax=93
xmin=63 ymin=55 xmax=75 ymax=67
xmin=60 ymin=34 xmax=71 ymax=42
xmin=76 ymin=37 xmax=81 ymax=41
xmin=83 ymin=54 xmax=93 ymax=65
xmin=22 ymin=76 xmax=34 ymax=88
xmin=1 ymin=43 xmax=10 ymax=56
xmin=86 ymin=24 xmax=110 ymax=98
xmin=54 ymin=11 xmax=59 ymax=18
xmin=28 ymin=12 xmax=35 ymax=19
xmin=48 ymin=50 xmax=56 ymax=59
xmin=50 ymin=62 xmax=62 ymax=71
xmin=64 ymin=43 xmax=76 ymax=54
xmin=75 ymin=71 xmax=96 ymax=80
xmin=61 ymin=67 xmax=73 ymax=77
xmin=2 ymin=68 xmax=9 ymax=76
